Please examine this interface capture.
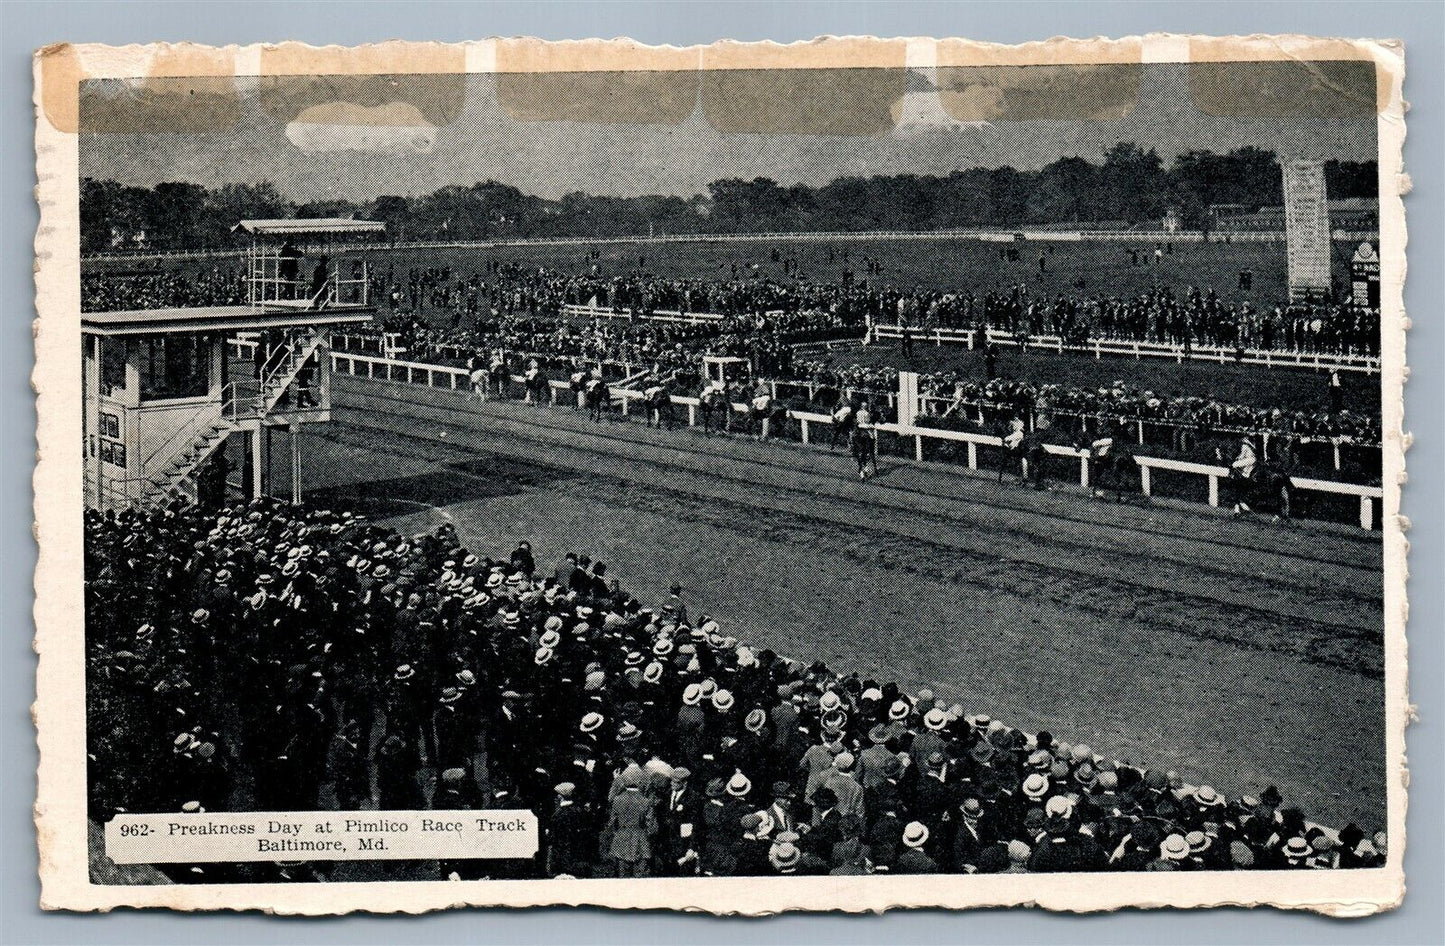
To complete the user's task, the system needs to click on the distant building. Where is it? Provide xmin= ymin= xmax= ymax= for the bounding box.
xmin=1325 ymin=197 xmax=1380 ymax=232
xmin=1211 ymin=198 xmax=1377 ymax=234
xmin=109 ymin=226 xmax=148 ymax=249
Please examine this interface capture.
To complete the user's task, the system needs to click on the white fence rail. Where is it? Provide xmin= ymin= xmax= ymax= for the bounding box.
xmin=562 ymin=303 xmax=726 ymax=324
xmin=325 ymin=350 xmax=1382 ymax=529
xmin=307 ymin=336 xmax=1382 ymax=470
xmin=871 ymin=323 xmax=1382 ymax=375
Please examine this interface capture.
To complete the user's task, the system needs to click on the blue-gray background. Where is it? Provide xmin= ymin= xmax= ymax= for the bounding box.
xmin=2 ymin=2 xmax=1439 ymax=944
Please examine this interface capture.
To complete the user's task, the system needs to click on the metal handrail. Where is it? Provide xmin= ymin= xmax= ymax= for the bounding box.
xmin=140 ymin=399 xmax=225 ymax=472
xmin=141 ymin=380 xmax=261 ymax=484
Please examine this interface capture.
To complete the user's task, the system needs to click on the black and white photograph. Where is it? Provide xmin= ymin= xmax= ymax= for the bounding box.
xmin=33 ymin=34 xmax=1407 ymax=914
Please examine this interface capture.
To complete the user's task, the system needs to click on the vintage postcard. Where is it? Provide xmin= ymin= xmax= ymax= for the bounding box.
xmin=34 ymin=34 xmax=1408 ymax=914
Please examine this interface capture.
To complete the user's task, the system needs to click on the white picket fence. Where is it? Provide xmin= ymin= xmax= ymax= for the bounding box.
xmin=248 ymin=336 xmax=1380 ymax=478
xmin=871 ymin=323 xmax=1382 ymax=375
xmin=562 ymin=303 xmax=726 ymax=324
xmin=323 ymin=349 xmax=1382 ymax=530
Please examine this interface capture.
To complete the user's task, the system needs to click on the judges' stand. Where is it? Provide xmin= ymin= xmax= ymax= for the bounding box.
xmin=82 ymin=218 xmax=384 ymax=511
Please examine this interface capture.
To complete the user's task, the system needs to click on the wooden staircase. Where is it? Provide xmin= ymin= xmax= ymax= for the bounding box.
xmin=140 ymin=328 xmax=325 ymax=506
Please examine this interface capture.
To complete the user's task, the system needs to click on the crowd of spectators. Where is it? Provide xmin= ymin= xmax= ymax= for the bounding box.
xmin=82 ymin=258 xmax=1380 ymax=359
xmin=81 ymin=267 xmax=247 ymax=312
xmin=945 ymin=284 xmax=1379 ymax=357
xmin=795 ymin=366 xmax=1382 ymax=445
xmin=380 ymin=319 xmax=1381 ymax=447
xmin=87 ymin=499 xmax=1384 ymax=882
xmin=79 ymin=264 xmax=1382 ymax=446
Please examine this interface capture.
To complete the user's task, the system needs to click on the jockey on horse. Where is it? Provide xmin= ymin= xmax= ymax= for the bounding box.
xmin=700 ymin=378 xmax=732 ymax=436
xmin=584 ymin=370 xmax=610 ymax=423
xmin=1227 ymin=435 xmax=1292 ymax=521
xmin=643 ymin=372 xmax=675 ymax=430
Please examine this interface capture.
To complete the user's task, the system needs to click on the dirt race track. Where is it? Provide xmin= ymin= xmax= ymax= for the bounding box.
xmin=285 ymin=373 xmax=1385 ymax=831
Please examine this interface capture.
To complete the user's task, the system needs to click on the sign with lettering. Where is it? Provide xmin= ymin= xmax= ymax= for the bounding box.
xmin=1351 ymin=241 xmax=1381 ymax=308
xmin=105 ymin=811 xmax=539 ymax=863
xmin=1283 ymin=159 xmax=1332 ymax=299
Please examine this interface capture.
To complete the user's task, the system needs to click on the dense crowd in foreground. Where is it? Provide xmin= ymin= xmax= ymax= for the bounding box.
xmin=87 ymin=499 xmax=1384 ymax=881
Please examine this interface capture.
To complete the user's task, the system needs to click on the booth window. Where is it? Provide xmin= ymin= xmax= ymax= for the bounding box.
xmin=100 ymin=337 xmax=127 ymax=397
xmin=139 ymin=334 xmax=210 ymax=400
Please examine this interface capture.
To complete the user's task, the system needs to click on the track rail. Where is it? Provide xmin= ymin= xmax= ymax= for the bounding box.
xmin=332 ymin=383 xmax=1382 ymax=626
xmin=333 ymin=380 xmax=1380 ymax=575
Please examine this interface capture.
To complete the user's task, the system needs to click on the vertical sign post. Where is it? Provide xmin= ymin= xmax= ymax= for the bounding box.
xmin=1351 ymin=241 xmax=1381 ymax=308
xmin=897 ymin=371 xmax=919 ymax=427
xmin=1282 ymin=158 xmax=1332 ymax=300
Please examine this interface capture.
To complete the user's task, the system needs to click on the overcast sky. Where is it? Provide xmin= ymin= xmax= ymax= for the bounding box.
xmin=79 ymin=63 xmax=1379 ymax=203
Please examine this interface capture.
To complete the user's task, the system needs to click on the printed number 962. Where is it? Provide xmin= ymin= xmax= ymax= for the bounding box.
xmin=118 ymin=823 xmax=152 ymax=837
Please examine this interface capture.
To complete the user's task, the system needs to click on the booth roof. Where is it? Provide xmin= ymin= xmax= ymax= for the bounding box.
xmin=82 ymin=305 xmax=375 ymax=336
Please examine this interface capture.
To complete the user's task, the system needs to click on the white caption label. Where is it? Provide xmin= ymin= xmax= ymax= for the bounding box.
xmin=104 ymin=811 xmax=538 ymax=863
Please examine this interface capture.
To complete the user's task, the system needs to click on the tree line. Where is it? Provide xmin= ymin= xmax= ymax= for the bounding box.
xmin=82 ymin=143 xmax=1377 ymax=252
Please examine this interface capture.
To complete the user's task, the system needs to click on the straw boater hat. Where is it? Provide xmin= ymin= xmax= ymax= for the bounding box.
xmin=579 ymin=712 xmax=604 ymax=734
xmin=923 ymin=708 xmax=949 ymax=732
xmin=888 ymin=699 xmax=911 ymax=722
xmin=1193 ymin=785 xmax=1226 ymax=808
xmin=393 ymin=664 xmax=415 ymax=682
xmin=726 ymin=772 xmax=752 ymax=798
xmin=1022 ymin=773 xmax=1050 ymax=800
xmin=1160 ymin=834 xmax=1190 ymax=861
xmin=682 ymin=683 xmax=703 ymax=706
xmin=643 ymin=661 xmax=665 ymax=684
xmin=711 ymin=689 xmax=735 ymax=712
xmin=769 ymin=842 xmax=800 ymax=872
xmin=534 ymin=646 xmax=553 ymax=666
xmin=902 ymin=822 xmax=930 ymax=849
